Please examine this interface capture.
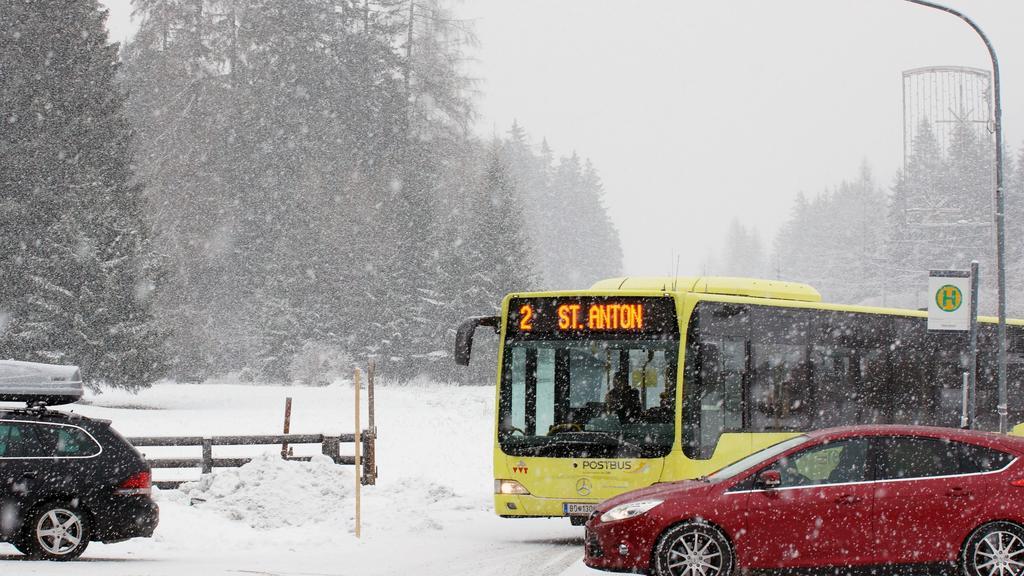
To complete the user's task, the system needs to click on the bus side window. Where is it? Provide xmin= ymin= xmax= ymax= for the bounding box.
xmin=749 ymin=306 xmax=810 ymax=432
xmin=890 ymin=316 xmax=940 ymax=426
xmin=1009 ymin=328 xmax=1024 ymax=427
xmin=810 ymin=311 xmax=861 ymax=428
xmin=810 ymin=345 xmax=857 ymax=428
xmin=683 ymin=302 xmax=748 ymax=459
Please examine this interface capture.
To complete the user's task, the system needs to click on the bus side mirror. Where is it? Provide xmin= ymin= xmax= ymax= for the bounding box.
xmin=755 ymin=469 xmax=782 ymax=490
xmin=454 ymin=316 xmax=500 ymax=366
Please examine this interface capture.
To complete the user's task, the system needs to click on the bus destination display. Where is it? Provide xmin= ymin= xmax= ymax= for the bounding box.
xmin=507 ymin=297 xmax=678 ymax=338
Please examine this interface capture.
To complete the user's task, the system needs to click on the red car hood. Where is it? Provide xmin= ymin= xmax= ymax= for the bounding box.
xmin=596 ymin=479 xmax=716 ymax=513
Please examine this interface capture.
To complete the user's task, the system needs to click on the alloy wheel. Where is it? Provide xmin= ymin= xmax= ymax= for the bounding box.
xmin=664 ymin=527 xmax=725 ymax=576
xmin=34 ymin=508 xmax=84 ymax=557
xmin=972 ymin=529 xmax=1024 ymax=576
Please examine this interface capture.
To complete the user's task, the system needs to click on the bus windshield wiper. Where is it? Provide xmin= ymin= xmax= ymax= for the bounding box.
xmin=548 ymin=431 xmax=644 ymax=453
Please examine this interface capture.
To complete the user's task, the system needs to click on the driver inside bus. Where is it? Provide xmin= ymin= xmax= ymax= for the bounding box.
xmin=645 ymin=388 xmax=674 ymax=423
xmin=605 ymin=371 xmax=643 ymax=424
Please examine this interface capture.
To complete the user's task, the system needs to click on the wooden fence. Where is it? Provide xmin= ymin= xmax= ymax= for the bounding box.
xmin=128 ymin=430 xmax=377 ymax=490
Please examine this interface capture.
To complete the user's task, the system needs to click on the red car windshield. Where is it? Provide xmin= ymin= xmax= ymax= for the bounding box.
xmin=706 ymin=435 xmax=810 ymax=482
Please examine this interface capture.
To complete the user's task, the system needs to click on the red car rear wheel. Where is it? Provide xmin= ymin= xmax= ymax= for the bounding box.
xmin=961 ymin=521 xmax=1024 ymax=576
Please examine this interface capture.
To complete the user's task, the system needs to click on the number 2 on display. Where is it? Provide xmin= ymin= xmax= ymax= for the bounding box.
xmin=519 ymin=304 xmax=534 ymax=331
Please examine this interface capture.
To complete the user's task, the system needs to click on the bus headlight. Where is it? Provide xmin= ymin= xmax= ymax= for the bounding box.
xmin=600 ymin=499 xmax=663 ymax=523
xmin=495 ymin=479 xmax=531 ymax=495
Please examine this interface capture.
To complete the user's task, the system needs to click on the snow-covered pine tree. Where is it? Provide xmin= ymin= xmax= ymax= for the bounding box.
xmin=772 ymin=191 xmax=810 ymax=281
xmin=576 ymin=160 xmax=624 ymax=284
xmin=721 ymin=219 xmax=766 ymax=278
xmin=887 ymin=119 xmax=946 ymax=299
xmin=126 ymin=0 xmax=417 ymax=381
xmin=541 ymin=153 xmax=586 ymax=289
xmin=363 ymin=0 xmax=479 ymax=378
xmin=1006 ymin=145 xmax=1024 ymax=317
xmin=0 ymin=0 xmax=166 ymax=389
xmin=946 ymin=116 xmax=996 ymax=283
xmin=769 ymin=162 xmax=887 ymax=305
xmin=829 ymin=163 xmax=887 ymax=303
xmin=501 ymin=122 xmax=547 ymax=281
xmin=475 ymin=144 xmax=535 ymax=301
xmin=120 ymin=1 xmax=626 ymax=384
xmin=126 ymin=0 xmax=240 ymax=380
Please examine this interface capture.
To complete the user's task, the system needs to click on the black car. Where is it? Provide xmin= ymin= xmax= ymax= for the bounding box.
xmin=0 ymin=406 xmax=159 ymax=560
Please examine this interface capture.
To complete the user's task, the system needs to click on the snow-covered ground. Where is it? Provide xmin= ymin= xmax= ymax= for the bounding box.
xmin=0 ymin=381 xmax=599 ymax=575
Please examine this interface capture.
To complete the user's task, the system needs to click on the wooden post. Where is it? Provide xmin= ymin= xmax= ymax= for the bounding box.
xmin=201 ymin=438 xmax=213 ymax=474
xmin=362 ymin=428 xmax=376 ymax=486
xmin=367 ymin=361 xmax=375 ymax=431
xmin=365 ymin=361 xmax=377 ymax=485
xmin=281 ymin=397 xmax=293 ymax=458
xmin=321 ymin=435 xmax=341 ymax=463
xmin=354 ymin=368 xmax=362 ymax=538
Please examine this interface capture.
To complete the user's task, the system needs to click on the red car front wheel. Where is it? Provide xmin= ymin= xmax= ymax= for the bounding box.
xmin=652 ymin=522 xmax=734 ymax=576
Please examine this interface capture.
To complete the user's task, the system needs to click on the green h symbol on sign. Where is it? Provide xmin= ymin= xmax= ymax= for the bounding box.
xmin=936 ymin=285 xmax=963 ymax=312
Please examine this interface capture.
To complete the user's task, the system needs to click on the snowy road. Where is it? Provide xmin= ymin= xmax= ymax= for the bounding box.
xmin=1 ymin=519 xmax=587 ymax=576
xmin=0 ymin=382 xmax=599 ymax=575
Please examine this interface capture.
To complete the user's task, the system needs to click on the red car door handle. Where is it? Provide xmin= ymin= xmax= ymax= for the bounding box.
xmin=946 ymin=487 xmax=972 ymax=498
xmin=834 ymin=494 xmax=862 ymax=505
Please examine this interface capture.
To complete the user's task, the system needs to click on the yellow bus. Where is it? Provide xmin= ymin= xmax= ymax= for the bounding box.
xmin=454 ymin=276 xmax=1024 ymax=524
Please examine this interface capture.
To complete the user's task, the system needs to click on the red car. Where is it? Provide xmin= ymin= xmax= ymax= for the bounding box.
xmin=585 ymin=425 xmax=1024 ymax=576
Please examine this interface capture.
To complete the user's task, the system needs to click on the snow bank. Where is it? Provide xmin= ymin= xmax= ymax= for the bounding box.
xmin=170 ymin=453 xmax=351 ymax=530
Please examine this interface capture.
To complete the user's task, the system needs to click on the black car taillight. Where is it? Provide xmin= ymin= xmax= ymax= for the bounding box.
xmin=116 ymin=471 xmax=152 ymax=496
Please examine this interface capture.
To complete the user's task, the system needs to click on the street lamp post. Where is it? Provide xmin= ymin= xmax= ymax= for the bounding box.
xmin=905 ymin=0 xmax=1008 ymax=433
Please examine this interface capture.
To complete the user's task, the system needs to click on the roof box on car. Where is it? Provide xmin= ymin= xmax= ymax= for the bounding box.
xmin=0 ymin=360 xmax=84 ymax=406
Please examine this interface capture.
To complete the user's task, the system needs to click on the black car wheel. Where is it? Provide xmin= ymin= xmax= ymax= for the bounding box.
xmin=652 ymin=521 xmax=734 ymax=576
xmin=21 ymin=502 xmax=90 ymax=561
xmin=962 ymin=521 xmax=1024 ymax=576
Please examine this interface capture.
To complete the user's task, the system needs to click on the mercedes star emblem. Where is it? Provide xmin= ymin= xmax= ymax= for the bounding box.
xmin=576 ymin=477 xmax=592 ymax=497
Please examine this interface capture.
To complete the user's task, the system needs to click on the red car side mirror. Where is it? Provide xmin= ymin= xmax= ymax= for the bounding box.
xmin=756 ymin=469 xmax=782 ymax=489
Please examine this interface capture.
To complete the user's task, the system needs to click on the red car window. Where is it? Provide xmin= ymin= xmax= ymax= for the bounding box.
xmin=766 ymin=438 xmax=870 ymax=488
xmin=875 ymin=436 xmax=1013 ymax=480
xmin=954 ymin=441 xmax=1014 ymax=474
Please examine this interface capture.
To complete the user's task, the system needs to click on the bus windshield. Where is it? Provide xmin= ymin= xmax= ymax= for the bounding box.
xmin=498 ymin=337 xmax=678 ymax=459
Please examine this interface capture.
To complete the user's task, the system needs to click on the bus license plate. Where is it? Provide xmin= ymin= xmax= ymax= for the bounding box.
xmin=563 ymin=503 xmax=596 ymax=516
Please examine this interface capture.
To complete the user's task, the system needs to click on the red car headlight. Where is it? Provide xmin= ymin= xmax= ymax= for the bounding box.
xmin=600 ymin=499 xmax=663 ymax=523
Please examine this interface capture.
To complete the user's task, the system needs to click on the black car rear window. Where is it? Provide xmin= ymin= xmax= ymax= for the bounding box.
xmin=32 ymin=423 xmax=102 ymax=457
xmin=0 ymin=420 xmax=101 ymax=458
xmin=0 ymin=421 xmax=36 ymax=457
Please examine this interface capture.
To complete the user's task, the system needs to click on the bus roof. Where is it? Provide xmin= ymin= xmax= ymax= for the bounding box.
xmin=590 ymin=276 xmax=822 ymax=303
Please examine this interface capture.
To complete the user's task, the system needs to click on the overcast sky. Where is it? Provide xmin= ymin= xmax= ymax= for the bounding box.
xmin=100 ymin=0 xmax=1024 ymax=279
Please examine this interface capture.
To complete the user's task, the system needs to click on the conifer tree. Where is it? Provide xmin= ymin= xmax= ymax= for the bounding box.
xmin=830 ymin=163 xmax=887 ymax=302
xmin=1007 ymin=145 xmax=1024 ymax=311
xmin=577 ymin=160 xmax=624 ymax=283
xmin=0 ymin=0 xmax=166 ymax=388
xmin=125 ymin=0 xmax=239 ymax=380
xmin=722 ymin=219 xmax=765 ymax=277
xmin=887 ymin=120 xmax=946 ymax=298
xmin=120 ymin=1 xmax=626 ymax=383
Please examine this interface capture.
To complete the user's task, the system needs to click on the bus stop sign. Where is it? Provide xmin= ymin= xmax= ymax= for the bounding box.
xmin=928 ymin=270 xmax=971 ymax=331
